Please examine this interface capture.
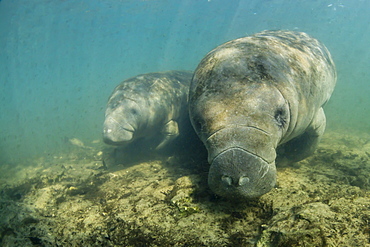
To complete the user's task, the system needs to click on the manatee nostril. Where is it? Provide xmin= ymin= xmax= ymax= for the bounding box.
xmin=238 ymin=176 xmax=250 ymax=186
xmin=221 ymin=175 xmax=250 ymax=187
xmin=221 ymin=175 xmax=233 ymax=186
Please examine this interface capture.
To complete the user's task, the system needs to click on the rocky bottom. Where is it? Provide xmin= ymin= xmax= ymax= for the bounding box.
xmin=1 ymin=130 xmax=370 ymax=246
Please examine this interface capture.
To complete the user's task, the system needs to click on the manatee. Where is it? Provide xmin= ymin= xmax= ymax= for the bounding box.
xmin=189 ymin=30 xmax=337 ymax=200
xmin=103 ymin=70 xmax=193 ymax=150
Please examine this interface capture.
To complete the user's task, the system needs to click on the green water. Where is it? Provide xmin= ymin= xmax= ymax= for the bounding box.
xmin=0 ymin=0 xmax=369 ymax=164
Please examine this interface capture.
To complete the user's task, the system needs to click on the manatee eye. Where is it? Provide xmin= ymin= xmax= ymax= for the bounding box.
xmin=130 ymin=108 xmax=138 ymax=115
xmin=110 ymin=100 xmax=121 ymax=109
xmin=274 ymin=107 xmax=287 ymax=127
xmin=109 ymin=95 xmax=124 ymax=110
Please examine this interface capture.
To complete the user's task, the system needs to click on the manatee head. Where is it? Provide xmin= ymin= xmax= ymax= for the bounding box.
xmin=103 ymin=90 xmax=148 ymax=146
xmin=189 ymin=42 xmax=291 ymax=199
xmin=190 ymin=83 xmax=290 ymax=200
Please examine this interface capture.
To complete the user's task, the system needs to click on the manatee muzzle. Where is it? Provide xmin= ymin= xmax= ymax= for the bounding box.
xmin=103 ymin=116 xmax=135 ymax=145
xmin=208 ymin=147 xmax=276 ymax=199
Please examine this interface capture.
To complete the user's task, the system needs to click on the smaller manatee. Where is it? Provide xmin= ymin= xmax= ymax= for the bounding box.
xmin=103 ymin=70 xmax=193 ymax=150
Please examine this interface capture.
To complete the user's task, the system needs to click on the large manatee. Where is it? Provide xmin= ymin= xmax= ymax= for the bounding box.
xmin=189 ymin=30 xmax=336 ymax=200
xmin=103 ymin=70 xmax=192 ymax=150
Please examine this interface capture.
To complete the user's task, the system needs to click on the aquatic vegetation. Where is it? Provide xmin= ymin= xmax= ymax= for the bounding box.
xmin=0 ymin=131 xmax=369 ymax=245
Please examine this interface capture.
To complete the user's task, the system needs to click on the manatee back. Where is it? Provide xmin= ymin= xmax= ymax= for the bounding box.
xmin=111 ymin=71 xmax=192 ymax=100
xmin=189 ymin=30 xmax=336 ymax=143
xmin=252 ymin=30 xmax=336 ymax=109
xmin=107 ymin=70 xmax=193 ymax=117
xmin=190 ymin=30 xmax=336 ymax=111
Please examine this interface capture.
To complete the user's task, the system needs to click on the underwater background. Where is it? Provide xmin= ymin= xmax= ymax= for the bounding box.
xmin=0 ymin=0 xmax=369 ymax=164
xmin=1 ymin=1 xmax=370 ymax=246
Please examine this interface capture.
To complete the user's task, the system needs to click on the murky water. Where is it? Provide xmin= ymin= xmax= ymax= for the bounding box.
xmin=0 ymin=0 xmax=369 ymax=245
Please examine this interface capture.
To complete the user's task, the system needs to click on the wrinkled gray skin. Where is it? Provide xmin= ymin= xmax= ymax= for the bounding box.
xmin=189 ymin=30 xmax=337 ymax=200
xmin=103 ymin=71 xmax=192 ymax=150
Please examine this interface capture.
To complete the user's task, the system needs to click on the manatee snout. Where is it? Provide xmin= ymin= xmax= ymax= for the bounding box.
xmin=103 ymin=116 xmax=135 ymax=145
xmin=208 ymin=148 xmax=276 ymax=199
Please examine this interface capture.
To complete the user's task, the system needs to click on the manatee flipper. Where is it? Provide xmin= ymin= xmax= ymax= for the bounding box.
xmin=155 ymin=120 xmax=179 ymax=150
xmin=277 ymin=108 xmax=326 ymax=164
